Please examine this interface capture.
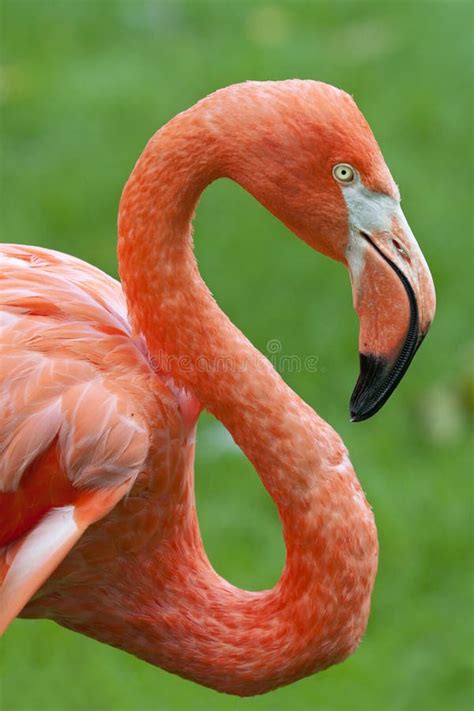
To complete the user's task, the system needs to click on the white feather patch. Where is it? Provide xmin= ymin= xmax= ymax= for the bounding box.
xmin=0 ymin=506 xmax=81 ymax=634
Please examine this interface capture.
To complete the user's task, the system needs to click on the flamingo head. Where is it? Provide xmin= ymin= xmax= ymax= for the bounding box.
xmin=216 ymin=80 xmax=436 ymax=420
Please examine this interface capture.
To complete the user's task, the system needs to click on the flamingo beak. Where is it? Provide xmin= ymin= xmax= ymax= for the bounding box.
xmin=347 ymin=207 xmax=436 ymax=421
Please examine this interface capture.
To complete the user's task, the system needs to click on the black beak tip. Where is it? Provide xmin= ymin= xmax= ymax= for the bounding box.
xmin=350 ymin=333 xmax=423 ymax=422
xmin=349 ymin=353 xmax=390 ymax=423
xmin=350 ymin=410 xmax=369 ymax=423
xmin=350 ymin=403 xmax=379 ymax=423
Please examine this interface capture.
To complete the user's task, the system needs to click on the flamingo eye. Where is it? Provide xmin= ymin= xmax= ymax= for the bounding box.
xmin=333 ymin=164 xmax=355 ymax=183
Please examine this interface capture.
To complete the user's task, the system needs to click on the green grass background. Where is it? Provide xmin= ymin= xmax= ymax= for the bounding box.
xmin=1 ymin=1 xmax=473 ymax=710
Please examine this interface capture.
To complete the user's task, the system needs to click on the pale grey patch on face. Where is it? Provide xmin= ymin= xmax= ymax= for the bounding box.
xmin=341 ymin=179 xmax=399 ymax=235
xmin=335 ymin=171 xmax=399 ymax=293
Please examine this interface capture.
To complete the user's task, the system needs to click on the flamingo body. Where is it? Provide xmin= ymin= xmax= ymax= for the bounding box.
xmin=0 ymin=81 xmax=435 ymax=696
xmin=0 ymin=245 xmax=197 ymax=625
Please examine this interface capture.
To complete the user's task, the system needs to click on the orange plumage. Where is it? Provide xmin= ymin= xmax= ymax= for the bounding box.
xmin=0 ymin=81 xmax=435 ymax=695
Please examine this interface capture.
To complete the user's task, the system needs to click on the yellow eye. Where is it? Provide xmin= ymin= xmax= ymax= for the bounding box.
xmin=333 ymin=164 xmax=355 ymax=183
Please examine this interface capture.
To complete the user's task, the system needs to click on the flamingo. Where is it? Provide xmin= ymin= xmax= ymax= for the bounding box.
xmin=0 ymin=80 xmax=435 ymax=696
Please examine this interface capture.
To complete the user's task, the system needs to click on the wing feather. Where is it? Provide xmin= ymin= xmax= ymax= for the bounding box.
xmin=0 ymin=398 xmax=63 ymax=492
xmin=0 ymin=244 xmax=160 ymax=628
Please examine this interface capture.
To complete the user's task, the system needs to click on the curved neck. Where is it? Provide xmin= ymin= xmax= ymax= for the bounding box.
xmin=117 ymin=108 xmax=378 ymax=695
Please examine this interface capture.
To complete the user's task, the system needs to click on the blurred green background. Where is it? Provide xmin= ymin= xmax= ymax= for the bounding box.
xmin=1 ymin=1 xmax=473 ymax=710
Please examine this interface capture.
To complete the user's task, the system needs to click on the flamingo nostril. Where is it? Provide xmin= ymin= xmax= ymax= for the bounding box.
xmin=391 ymin=239 xmax=411 ymax=262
